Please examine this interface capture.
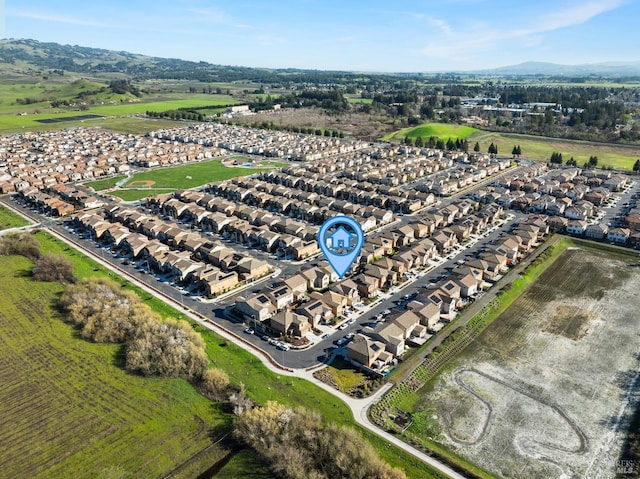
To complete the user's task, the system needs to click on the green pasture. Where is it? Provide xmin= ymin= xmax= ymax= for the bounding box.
xmin=347 ymin=97 xmax=373 ymax=104
xmin=471 ymin=131 xmax=640 ymax=170
xmin=0 ymin=253 xmax=231 ymax=479
xmin=382 ymin=122 xmax=478 ymax=141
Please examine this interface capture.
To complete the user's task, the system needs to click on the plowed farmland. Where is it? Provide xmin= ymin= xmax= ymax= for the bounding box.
xmin=0 ymin=255 xmax=231 ymax=479
xmin=407 ymin=246 xmax=640 ymax=479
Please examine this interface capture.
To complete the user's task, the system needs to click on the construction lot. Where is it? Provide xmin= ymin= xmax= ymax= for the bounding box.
xmin=409 ymin=246 xmax=640 ymax=478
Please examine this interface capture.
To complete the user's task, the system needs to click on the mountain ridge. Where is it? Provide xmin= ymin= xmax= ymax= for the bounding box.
xmin=1 ymin=38 xmax=639 ymax=78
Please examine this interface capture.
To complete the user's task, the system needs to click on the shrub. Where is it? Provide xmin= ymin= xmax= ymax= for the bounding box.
xmin=234 ymin=401 xmax=407 ymax=479
xmin=32 ymin=253 xmax=75 ymax=283
xmin=197 ymin=368 xmax=230 ymax=401
xmin=125 ymin=317 xmax=208 ymax=381
xmin=0 ymin=232 xmax=41 ymax=261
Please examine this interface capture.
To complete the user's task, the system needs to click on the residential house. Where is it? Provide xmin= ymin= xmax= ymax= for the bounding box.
xmin=585 ymin=223 xmax=608 ymax=240
xmin=266 ymin=285 xmax=294 ymax=310
xmin=236 ymin=294 xmax=276 ymax=321
xmin=310 ymin=290 xmax=348 ymax=316
xmin=454 ymin=274 xmax=479 ymax=297
xmin=411 ymin=300 xmax=441 ymax=330
xmin=301 ymin=267 xmax=331 ymax=290
xmin=346 ymin=334 xmax=390 ymax=369
xmin=329 ymin=279 xmax=360 ymax=306
xmin=566 ymin=220 xmax=588 ymax=236
xmin=270 ymin=311 xmax=311 ymax=337
xmin=284 ymin=274 xmax=308 ymax=301
xmin=607 ymin=227 xmax=631 ymax=244
xmin=296 ymin=299 xmax=332 ymax=326
xmin=365 ymin=323 xmax=405 ymax=356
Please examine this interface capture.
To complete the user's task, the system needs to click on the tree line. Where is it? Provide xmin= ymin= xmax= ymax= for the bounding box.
xmin=146 ymin=110 xmax=205 ymax=121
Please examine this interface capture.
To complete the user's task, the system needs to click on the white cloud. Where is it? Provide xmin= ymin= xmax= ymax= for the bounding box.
xmin=420 ymin=0 xmax=626 ymax=60
xmin=186 ymin=7 xmax=253 ymax=29
xmin=8 ymin=9 xmax=106 ymax=27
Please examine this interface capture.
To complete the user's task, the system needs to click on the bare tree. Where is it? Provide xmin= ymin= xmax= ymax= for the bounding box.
xmin=32 ymin=253 xmax=75 ymax=283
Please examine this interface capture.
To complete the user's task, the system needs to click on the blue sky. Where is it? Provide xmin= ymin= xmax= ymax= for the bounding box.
xmin=2 ymin=0 xmax=638 ymax=72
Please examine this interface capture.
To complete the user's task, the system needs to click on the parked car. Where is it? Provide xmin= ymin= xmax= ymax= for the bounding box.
xmin=243 ymin=328 xmax=255 ymax=335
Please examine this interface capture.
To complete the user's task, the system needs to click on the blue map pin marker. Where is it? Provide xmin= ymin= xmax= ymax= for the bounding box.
xmin=318 ymin=216 xmax=364 ymax=279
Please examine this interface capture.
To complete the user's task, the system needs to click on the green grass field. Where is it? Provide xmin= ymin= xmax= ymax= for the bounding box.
xmin=0 ymin=205 xmax=30 ymax=230
xmin=123 ymin=159 xmax=266 ymax=189
xmin=0 ymin=254 xmax=232 ymax=479
xmin=0 ymin=77 xmax=238 ymax=134
xmin=347 ymin=97 xmax=373 ymax=104
xmin=32 ymin=230 xmax=441 ymax=479
xmin=211 ymin=450 xmax=272 ymax=479
xmin=83 ymin=175 xmax=126 ymax=191
xmin=326 ymin=357 xmax=368 ymax=392
xmin=382 ymin=122 xmax=478 ymax=142
xmin=109 ymin=188 xmax=176 ymax=201
xmin=470 ymin=130 xmax=640 ymax=170
xmin=382 ymin=121 xmax=640 ymax=171
xmin=101 ymin=159 xmax=270 ymax=201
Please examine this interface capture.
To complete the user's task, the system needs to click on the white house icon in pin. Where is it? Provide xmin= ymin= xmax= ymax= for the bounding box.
xmin=329 ymin=226 xmax=352 ymax=250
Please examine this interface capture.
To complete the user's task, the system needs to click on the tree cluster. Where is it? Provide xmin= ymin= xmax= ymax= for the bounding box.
xmin=60 ymin=279 xmax=209 ymax=381
xmin=0 ymin=232 xmax=41 ymax=261
xmin=407 ymin=136 xmax=469 ymax=152
xmin=147 ymin=110 xmax=204 ymax=121
xmin=0 ymin=232 xmax=75 ymax=283
xmin=108 ymin=80 xmax=141 ymax=97
xmin=234 ymin=401 xmax=406 ymax=479
xmin=550 ymin=152 xmax=564 ymax=164
xmin=488 ymin=143 xmax=499 ymax=155
xmin=32 ymin=253 xmax=75 ymax=283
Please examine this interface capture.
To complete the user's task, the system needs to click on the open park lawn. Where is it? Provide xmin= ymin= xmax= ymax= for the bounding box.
xmin=0 ymin=255 xmax=233 ymax=479
xmin=100 ymin=159 xmax=271 ymax=201
xmin=403 ymin=246 xmax=640 ymax=478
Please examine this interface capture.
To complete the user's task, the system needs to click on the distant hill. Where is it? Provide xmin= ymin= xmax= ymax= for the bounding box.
xmin=0 ymin=38 xmax=399 ymax=84
xmin=1 ymin=38 xmax=638 ymax=81
xmin=477 ymin=61 xmax=640 ymax=77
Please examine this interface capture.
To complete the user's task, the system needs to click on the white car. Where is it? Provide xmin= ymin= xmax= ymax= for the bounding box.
xmin=339 ymin=323 xmax=348 ymax=330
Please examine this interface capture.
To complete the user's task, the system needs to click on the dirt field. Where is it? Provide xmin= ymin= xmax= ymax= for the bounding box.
xmin=127 ymin=180 xmax=156 ymax=187
xmin=410 ymin=247 xmax=640 ymax=478
xmin=232 ymin=107 xmax=397 ymax=141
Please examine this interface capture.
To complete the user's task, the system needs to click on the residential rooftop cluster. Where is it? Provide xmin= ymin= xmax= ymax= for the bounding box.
xmin=149 ymin=122 xmax=369 ymax=161
xmin=0 ymin=127 xmax=223 ymax=193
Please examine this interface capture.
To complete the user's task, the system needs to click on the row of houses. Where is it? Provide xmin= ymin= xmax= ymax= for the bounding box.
xmin=145 ymin=192 xmax=321 ymax=260
xmin=150 ymin=122 xmax=368 ymax=161
xmin=72 ymin=207 xmax=273 ymax=295
xmin=345 ymin=215 xmax=549 ymax=371
xmin=478 ymin=165 xmax=630 ymax=219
